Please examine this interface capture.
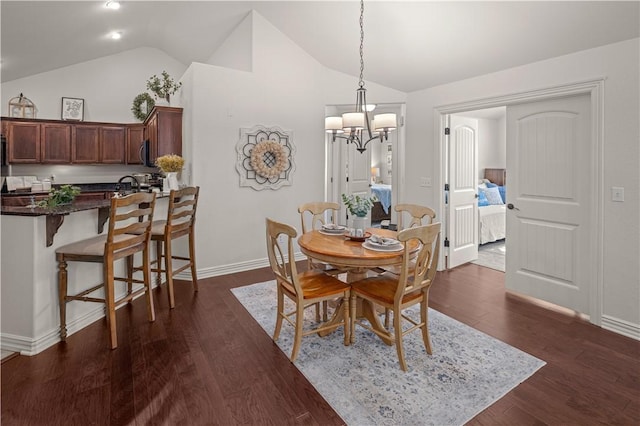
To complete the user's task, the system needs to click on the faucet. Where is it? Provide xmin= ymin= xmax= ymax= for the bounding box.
xmin=115 ymin=175 xmax=140 ymax=195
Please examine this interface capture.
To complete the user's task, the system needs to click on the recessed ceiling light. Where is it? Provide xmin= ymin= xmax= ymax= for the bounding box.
xmin=105 ymin=1 xmax=120 ymax=10
xmin=110 ymin=31 xmax=122 ymax=40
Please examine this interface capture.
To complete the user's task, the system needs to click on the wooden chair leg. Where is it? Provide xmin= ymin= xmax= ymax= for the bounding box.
xmin=342 ymin=292 xmax=350 ymax=346
xmin=421 ymin=296 xmax=432 ymax=354
xmin=104 ymin=259 xmax=118 ymax=349
xmin=273 ymin=285 xmax=284 ymax=341
xmin=188 ymin=230 xmax=198 ymax=292
xmin=394 ymin=309 xmax=407 ymax=371
xmin=126 ymin=254 xmax=134 ymax=303
xmin=164 ymin=236 xmax=175 ymax=309
xmin=291 ymin=302 xmax=304 ymax=362
xmin=350 ymin=293 xmax=357 ymax=344
xmin=155 ymin=239 xmax=163 ymax=288
xmin=314 ymin=303 xmax=321 ymax=322
xmin=57 ymin=257 xmax=68 ymax=341
xmin=143 ymin=244 xmax=156 ymax=322
xmin=322 ymin=300 xmax=328 ymax=322
xmin=384 ymin=307 xmax=390 ymax=329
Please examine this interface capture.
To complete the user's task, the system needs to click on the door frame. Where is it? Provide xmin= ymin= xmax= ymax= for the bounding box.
xmin=434 ymin=78 xmax=604 ymax=326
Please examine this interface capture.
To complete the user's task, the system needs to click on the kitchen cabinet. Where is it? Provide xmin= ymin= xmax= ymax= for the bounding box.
xmin=41 ymin=123 xmax=71 ymax=163
xmin=2 ymin=109 xmax=182 ymax=166
xmin=72 ymin=125 xmax=100 ymax=163
xmin=126 ymin=124 xmax=145 ymax=165
xmin=144 ymin=106 xmax=182 ymax=165
xmin=100 ymin=126 xmax=125 ymax=164
xmin=6 ymin=121 xmax=41 ymax=163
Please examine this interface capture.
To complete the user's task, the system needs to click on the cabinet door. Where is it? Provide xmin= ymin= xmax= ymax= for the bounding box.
xmin=8 ymin=121 xmax=41 ymax=163
xmin=146 ymin=113 xmax=158 ymax=163
xmin=126 ymin=125 xmax=145 ymax=164
xmin=72 ymin=125 xmax=100 ymax=163
xmin=101 ymin=126 xmax=125 ymax=164
xmin=155 ymin=109 xmax=182 ymax=158
xmin=42 ymin=123 xmax=71 ymax=163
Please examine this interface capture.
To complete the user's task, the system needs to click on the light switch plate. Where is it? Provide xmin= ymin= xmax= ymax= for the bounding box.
xmin=420 ymin=177 xmax=432 ymax=187
xmin=612 ymin=187 xmax=624 ymax=202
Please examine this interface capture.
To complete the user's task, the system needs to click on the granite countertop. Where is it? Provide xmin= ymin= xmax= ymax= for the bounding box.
xmin=1 ymin=199 xmax=112 ymax=216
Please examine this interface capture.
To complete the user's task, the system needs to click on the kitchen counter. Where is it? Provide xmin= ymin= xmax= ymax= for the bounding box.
xmin=1 ymin=193 xmax=169 ymax=356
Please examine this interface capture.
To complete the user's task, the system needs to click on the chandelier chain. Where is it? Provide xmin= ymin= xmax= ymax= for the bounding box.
xmin=359 ymin=0 xmax=365 ymax=89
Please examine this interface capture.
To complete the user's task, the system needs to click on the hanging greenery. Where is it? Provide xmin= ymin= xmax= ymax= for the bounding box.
xmin=131 ymin=92 xmax=155 ymax=121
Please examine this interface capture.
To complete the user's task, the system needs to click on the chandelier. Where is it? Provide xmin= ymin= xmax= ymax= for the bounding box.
xmin=325 ymin=0 xmax=397 ymax=153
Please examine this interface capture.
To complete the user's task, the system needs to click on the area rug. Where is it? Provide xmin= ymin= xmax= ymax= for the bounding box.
xmin=472 ymin=240 xmax=506 ymax=272
xmin=231 ymin=281 xmax=545 ymax=426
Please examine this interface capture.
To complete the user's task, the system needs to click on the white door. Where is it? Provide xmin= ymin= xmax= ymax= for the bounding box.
xmin=341 ymin=140 xmax=372 ymax=226
xmin=506 ymin=94 xmax=591 ymax=313
xmin=447 ymin=115 xmax=479 ymax=268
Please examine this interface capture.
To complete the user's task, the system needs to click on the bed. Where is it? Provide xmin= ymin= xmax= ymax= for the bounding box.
xmin=478 ymin=169 xmax=506 ymax=245
xmin=370 ymin=183 xmax=392 ymax=222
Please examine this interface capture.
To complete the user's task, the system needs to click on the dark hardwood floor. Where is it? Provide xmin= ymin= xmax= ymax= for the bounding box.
xmin=2 ymin=263 xmax=639 ymax=425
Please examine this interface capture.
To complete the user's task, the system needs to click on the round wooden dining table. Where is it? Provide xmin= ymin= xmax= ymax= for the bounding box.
xmin=298 ymin=227 xmax=419 ymax=345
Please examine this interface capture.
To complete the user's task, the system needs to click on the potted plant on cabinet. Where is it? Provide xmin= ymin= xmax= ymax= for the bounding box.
xmin=146 ymin=71 xmax=182 ymax=105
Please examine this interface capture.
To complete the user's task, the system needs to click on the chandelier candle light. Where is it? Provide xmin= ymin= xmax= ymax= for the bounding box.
xmin=325 ymin=0 xmax=397 ymax=153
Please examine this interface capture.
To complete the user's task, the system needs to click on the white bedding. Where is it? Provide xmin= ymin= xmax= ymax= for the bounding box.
xmin=479 ymin=204 xmax=506 ymax=244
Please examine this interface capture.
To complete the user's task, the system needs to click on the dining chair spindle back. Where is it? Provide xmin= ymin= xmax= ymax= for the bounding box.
xmin=350 ymin=222 xmax=441 ymax=371
xmin=266 ymin=217 xmax=351 ymax=361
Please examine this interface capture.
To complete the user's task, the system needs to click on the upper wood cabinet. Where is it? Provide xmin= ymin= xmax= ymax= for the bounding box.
xmin=126 ymin=124 xmax=145 ymax=165
xmin=144 ymin=106 xmax=182 ymax=165
xmin=2 ymin=109 xmax=182 ymax=166
xmin=6 ymin=121 xmax=41 ymax=163
xmin=72 ymin=125 xmax=100 ymax=163
xmin=100 ymin=126 xmax=125 ymax=164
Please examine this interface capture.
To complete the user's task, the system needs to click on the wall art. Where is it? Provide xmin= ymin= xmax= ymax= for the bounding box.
xmin=236 ymin=125 xmax=296 ymax=190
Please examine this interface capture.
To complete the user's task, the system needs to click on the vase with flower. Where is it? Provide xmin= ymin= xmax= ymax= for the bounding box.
xmin=155 ymin=154 xmax=185 ymax=192
xmin=342 ymin=193 xmax=377 ymax=233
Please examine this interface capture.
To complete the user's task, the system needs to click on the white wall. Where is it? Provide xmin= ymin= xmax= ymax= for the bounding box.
xmin=2 ymin=47 xmax=187 ymax=184
xmin=183 ymin=11 xmax=404 ymax=273
xmin=477 ymin=117 xmax=506 ymax=180
xmin=405 ymin=38 xmax=640 ymax=331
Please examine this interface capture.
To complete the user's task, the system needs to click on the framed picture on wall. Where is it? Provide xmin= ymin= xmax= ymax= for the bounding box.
xmin=61 ymin=97 xmax=84 ymax=121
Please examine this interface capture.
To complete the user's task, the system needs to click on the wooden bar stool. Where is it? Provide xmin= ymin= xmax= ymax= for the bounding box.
xmin=150 ymin=186 xmax=199 ymax=308
xmin=55 ymin=192 xmax=157 ymax=349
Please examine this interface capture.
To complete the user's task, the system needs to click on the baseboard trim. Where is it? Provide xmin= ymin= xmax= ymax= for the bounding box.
xmin=601 ymin=315 xmax=640 ymax=340
xmin=2 ymin=254 xmax=308 ymax=356
xmin=181 ymin=252 xmax=306 ymax=280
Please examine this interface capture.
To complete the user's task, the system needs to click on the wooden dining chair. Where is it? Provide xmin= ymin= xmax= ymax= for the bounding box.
xmin=148 ymin=186 xmax=199 ymax=309
xmin=56 ymin=192 xmax=157 ymax=349
xmin=350 ymin=222 xmax=441 ymax=371
xmin=266 ymin=217 xmax=351 ymax=362
xmin=298 ymin=201 xmax=352 ymax=321
xmin=395 ymin=203 xmax=436 ymax=230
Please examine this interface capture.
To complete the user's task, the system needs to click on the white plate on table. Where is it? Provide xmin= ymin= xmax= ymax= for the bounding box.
xmin=362 ymin=241 xmax=403 ymax=252
xmin=319 ymin=224 xmax=346 ymax=235
xmin=319 ymin=229 xmax=347 ymax=236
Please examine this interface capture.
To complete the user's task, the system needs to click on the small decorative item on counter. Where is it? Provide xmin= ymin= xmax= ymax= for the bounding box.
xmin=37 ymin=185 xmax=81 ymax=208
xmin=155 ymin=154 xmax=184 ymax=173
xmin=145 ymin=71 xmax=182 ymax=104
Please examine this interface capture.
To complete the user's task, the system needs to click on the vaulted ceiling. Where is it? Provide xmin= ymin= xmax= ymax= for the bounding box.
xmin=2 ymin=1 xmax=638 ymax=92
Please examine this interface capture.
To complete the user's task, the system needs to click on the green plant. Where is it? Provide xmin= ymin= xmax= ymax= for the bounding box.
xmin=146 ymin=71 xmax=182 ymax=101
xmin=342 ymin=193 xmax=377 ymax=217
xmin=37 ymin=185 xmax=81 ymax=208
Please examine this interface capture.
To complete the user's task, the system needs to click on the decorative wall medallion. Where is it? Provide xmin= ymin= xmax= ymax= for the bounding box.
xmin=236 ymin=125 xmax=296 ymax=190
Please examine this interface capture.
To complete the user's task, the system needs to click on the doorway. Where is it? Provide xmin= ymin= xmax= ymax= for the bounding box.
xmin=436 ymin=79 xmax=604 ymax=324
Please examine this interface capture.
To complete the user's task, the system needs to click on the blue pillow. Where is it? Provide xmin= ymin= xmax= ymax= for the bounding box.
xmin=498 ymin=186 xmax=506 ymax=203
xmin=478 ymin=189 xmax=489 ymax=207
xmin=482 ymin=187 xmax=504 ymax=205
xmin=485 ymin=182 xmax=498 ymax=188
